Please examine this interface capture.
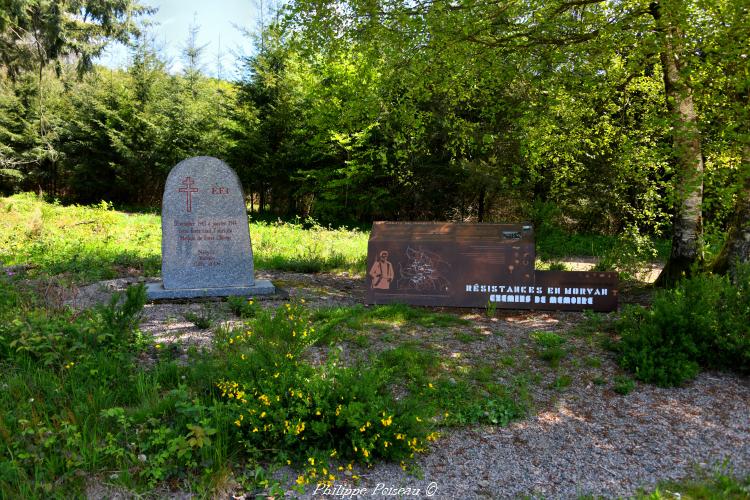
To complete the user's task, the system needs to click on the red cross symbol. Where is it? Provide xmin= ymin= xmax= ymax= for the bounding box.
xmin=178 ymin=177 xmax=198 ymax=212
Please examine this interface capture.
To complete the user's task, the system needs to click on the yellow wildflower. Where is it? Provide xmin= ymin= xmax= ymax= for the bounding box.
xmin=295 ymin=421 xmax=305 ymax=434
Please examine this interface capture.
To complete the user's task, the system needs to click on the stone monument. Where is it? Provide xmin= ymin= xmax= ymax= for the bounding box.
xmin=146 ymin=156 xmax=274 ymax=299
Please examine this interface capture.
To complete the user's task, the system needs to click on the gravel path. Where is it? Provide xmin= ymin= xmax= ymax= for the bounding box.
xmin=298 ymin=373 xmax=748 ymax=499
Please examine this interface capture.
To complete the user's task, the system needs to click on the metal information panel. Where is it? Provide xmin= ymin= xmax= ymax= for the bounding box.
xmin=365 ymin=222 xmax=618 ymax=311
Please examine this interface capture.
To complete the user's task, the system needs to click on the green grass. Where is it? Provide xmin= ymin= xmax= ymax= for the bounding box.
xmin=535 ymin=225 xmax=670 ymax=261
xmin=0 ymin=193 xmax=368 ymax=282
xmin=551 ymin=374 xmax=572 ymax=391
xmin=184 ymin=309 xmax=214 ymax=329
xmin=531 ymin=331 xmax=567 ymax=368
xmin=613 ymin=375 xmax=636 ymax=395
xmin=311 ymin=303 xmax=470 ymax=343
xmin=0 ymin=194 xmax=162 ymax=281
xmin=635 ymin=468 xmax=750 ymax=499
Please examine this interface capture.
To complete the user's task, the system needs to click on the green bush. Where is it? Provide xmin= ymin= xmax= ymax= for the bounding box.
xmin=615 ymin=266 xmax=750 ymax=386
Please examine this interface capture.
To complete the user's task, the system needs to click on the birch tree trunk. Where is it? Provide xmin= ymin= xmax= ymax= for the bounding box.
xmin=652 ymin=1 xmax=705 ymax=287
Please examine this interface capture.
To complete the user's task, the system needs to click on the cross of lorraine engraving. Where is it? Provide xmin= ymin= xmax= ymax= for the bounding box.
xmin=178 ymin=177 xmax=199 ymax=212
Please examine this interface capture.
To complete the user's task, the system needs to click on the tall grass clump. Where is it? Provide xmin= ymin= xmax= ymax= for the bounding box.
xmin=615 ymin=266 xmax=750 ymax=386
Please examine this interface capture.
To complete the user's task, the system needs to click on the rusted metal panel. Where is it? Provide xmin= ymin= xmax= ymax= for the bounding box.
xmin=365 ymin=222 xmax=618 ymax=311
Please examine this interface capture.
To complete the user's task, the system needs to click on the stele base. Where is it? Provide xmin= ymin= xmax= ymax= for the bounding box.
xmin=145 ymin=279 xmax=275 ymax=299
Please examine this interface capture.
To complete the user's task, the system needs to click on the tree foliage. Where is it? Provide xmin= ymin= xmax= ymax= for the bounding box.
xmin=0 ymin=0 xmax=747 ymax=273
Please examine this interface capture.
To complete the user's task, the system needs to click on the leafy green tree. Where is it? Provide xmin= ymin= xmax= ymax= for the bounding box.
xmin=287 ymin=0 xmax=746 ymax=279
xmin=0 ymin=0 xmax=148 ymax=195
xmin=0 ymin=0 xmax=149 ymax=77
xmin=234 ymin=27 xmax=310 ymax=215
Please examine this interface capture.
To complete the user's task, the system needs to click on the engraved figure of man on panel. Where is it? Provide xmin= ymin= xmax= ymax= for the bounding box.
xmin=370 ymin=250 xmax=394 ymax=289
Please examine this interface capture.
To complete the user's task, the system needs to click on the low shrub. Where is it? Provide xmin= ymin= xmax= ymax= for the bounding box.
xmin=0 ymin=281 xmax=146 ymax=367
xmin=615 ymin=266 xmax=750 ymax=386
xmin=214 ymin=302 xmax=434 ymax=486
xmin=612 ymin=376 xmax=635 ymax=395
xmin=531 ymin=331 xmax=567 ymax=368
xmin=227 ymin=296 xmax=260 ymax=318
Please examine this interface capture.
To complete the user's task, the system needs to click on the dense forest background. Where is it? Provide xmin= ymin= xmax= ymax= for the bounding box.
xmin=0 ymin=0 xmax=748 ymax=277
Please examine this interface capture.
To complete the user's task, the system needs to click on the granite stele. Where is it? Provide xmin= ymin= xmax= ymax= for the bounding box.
xmin=146 ymin=156 xmax=275 ymax=299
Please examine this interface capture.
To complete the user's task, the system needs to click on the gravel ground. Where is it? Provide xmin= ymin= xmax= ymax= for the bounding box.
xmin=58 ymin=271 xmax=750 ymax=499
xmin=275 ymin=373 xmax=749 ymax=499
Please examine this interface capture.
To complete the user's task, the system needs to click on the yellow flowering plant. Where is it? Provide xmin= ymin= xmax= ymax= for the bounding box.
xmin=215 ymin=301 xmax=434 ymax=472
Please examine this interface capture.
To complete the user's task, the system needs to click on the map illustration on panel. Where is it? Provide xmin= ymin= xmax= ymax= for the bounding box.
xmin=396 ymin=246 xmax=451 ymax=294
